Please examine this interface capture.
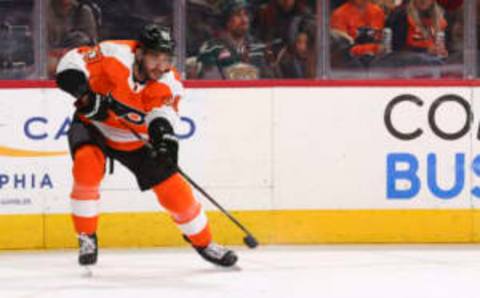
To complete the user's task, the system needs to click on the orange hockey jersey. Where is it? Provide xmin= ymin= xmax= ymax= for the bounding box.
xmin=56 ymin=40 xmax=184 ymax=151
xmin=406 ymin=15 xmax=447 ymax=51
xmin=330 ymin=2 xmax=385 ymax=57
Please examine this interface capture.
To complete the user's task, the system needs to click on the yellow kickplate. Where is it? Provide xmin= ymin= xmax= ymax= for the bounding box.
xmin=0 ymin=209 xmax=477 ymax=249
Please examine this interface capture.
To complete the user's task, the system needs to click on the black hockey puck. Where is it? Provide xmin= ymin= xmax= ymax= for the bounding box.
xmin=243 ymin=235 xmax=259 ymax=249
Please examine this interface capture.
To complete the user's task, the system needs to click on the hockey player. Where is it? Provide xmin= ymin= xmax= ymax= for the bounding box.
xmin=55 ymin=23 xmax=238 ymax=267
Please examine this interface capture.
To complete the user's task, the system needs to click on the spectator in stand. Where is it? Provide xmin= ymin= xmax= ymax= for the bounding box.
xmin=194 ymin=0 xmax=274 ymax=79
xmin=47 ymin=30 xmax=94 ymax=78
xmin=275 ymin=16 xmax=316 ymax=78
xmin=443 ymin=2 xmax=463 ymax=65
xmin=333 ymin=0 xmax=399 ymax=16
xmin=47 ymin=0 xmax=98 ymax=48
xmin=387 ymin=0 xmax=448 ymax=59
xmin=255 ymin=0 xmax=314 ymax=48
xmin=47 ymin=0 xmax=99 ymax=78
xmin=187 ymin=0 xmax=221 ymax=58
xmin=330 ymin=0 xmax=385 ymax=67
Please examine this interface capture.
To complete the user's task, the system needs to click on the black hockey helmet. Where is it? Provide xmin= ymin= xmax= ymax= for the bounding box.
xmin=138 ymin=23 xmax=175 ymax=54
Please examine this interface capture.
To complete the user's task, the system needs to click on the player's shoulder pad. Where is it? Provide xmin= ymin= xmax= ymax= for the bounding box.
xmin=158 ymin=69 xmax=185 ymax=99
xmin=99 ymin=40 xmax=137 ymax=56
xmin=56 ymin=47 xmax=90 ymax=75
xmin=170 ymin=67 xmax=182 ymax=81
xmin=97 ymin=40 xmax=137 ymax=68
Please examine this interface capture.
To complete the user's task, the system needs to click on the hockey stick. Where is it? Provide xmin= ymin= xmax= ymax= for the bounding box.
xmin=113 ymin=114 xmax=259 ymax=249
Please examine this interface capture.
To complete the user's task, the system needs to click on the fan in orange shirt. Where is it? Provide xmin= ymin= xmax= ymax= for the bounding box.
xmin=331 ymin=0 xmax=385 ymax=58
xmin=405 ymin=0 xmax=448 ymax=57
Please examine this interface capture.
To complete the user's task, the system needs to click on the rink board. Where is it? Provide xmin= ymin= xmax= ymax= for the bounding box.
xmin=1 ymin=85 xmax=480 ymax=248
xmin=0 ymin=210 xmax=476 ymax=249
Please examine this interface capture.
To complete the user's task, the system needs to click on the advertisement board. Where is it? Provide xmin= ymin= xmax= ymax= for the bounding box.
xmin=0 ymin=85 xmax=479 ymax=248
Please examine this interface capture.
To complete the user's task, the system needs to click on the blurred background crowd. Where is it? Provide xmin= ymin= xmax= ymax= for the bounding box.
xmin=0 ymin=0 xmax=474 ymax=80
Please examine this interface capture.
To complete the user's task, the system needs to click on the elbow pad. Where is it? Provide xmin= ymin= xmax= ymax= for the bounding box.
xmin=56 ymin=69 xmax=90 ymax=99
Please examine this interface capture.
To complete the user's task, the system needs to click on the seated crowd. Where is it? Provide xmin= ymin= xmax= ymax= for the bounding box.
xmin=0 ymin=0 xmax=471 ymax=80
xmin=330 ymin=0 xmax=464 ymax=76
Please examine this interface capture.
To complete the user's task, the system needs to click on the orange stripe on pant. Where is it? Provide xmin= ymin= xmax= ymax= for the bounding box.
xmin=70 ymin=145 xmax=105 ymax=235
xmin=153 ymin=173 xmax=212 ymax=247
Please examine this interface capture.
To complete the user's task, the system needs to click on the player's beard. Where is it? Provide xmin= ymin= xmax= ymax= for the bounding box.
xmin=135 ymin=58 xmax=158 ymax=82
xmin=134 ymin=57 xmax=146 ymax=83
xmin=147 ymin=69 xmax=163 ymax=81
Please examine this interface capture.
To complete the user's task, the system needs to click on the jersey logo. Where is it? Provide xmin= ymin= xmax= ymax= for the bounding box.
xmin=80 ymin=46 xmax=102 ymax=63
xmin=123 ymin=112 xmax=145 ymax=125
xmin=108 ymin=96 xmax=146 ymax=125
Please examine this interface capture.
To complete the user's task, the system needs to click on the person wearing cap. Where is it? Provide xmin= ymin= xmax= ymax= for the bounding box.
xmin=48 ymin=0 xmax=98 ymax=49
xmin=195 ymin=0 xmax=274 ymax=79
xmin=55 ymin=23 xmax=238 ymax=268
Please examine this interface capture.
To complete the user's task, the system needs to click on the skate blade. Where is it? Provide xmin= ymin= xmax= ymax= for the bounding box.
xmin=229 ymin=264 xmax=242 ymax=271
xmin=81 ymin=265 xmax=94 ymax=278
xmin=213 ymin=264 xmax=242 ymax=271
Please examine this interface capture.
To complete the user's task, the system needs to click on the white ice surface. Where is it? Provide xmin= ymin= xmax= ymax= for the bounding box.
xmin=0 ymin=245 xmax=479 ymax=298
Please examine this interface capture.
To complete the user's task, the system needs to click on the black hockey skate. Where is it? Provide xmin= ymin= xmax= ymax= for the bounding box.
xmin=194 ymin=242 xmax=238 ymax=267
xmin=78 ymin=233 xmax=98 ymax=266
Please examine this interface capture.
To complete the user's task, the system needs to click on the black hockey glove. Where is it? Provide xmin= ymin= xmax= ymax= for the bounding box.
xmin=56 ymin=69 xmax=89 ymax=99
xmin=74 ymin=91 xmax=112 ymax=121
xmin=148 ymin=117 xmax=178 ymax=165
xmin=56 ymin=69 xmax=112 ymax=121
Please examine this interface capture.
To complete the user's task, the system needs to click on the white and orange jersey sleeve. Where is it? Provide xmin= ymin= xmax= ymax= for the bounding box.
xmin=56 ymin=41 xmax=138 ymax=96
xmin=56 ymin=47 xmax=92 ymax=79
xmin=57 ymin=40 xmax=136 ymax=75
